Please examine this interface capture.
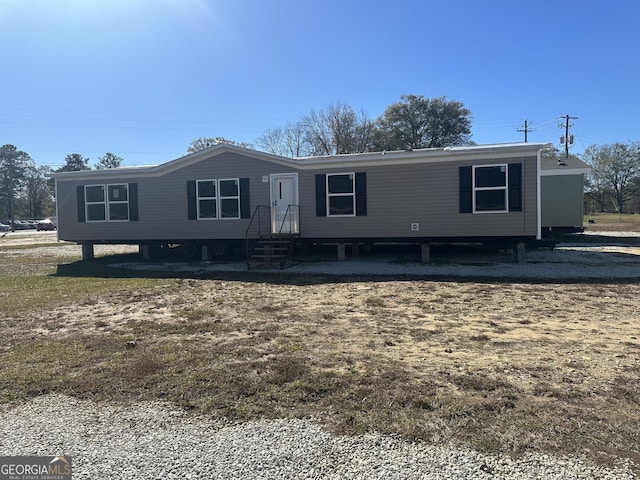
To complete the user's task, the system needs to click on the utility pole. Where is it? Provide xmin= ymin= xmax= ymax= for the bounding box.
xmin=517 ymin=120 xmax=530 ymax=142
xmin=559 ymin=115 xmax=578 ymax=158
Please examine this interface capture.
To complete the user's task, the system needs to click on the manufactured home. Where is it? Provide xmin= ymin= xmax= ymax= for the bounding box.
xmin=52 ymin=142 xmax=559 ymax=265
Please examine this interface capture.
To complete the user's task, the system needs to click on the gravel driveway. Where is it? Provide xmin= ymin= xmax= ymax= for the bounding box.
xmin=0 ymin=395 xmax=636 ymax=479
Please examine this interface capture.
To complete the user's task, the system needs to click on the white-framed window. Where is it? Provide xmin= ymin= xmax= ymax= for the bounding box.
xmin=327 ymin=173 xmax=355 ymax=217
xmin=196 ymin=179 xmax=217 ymax=219
xmin=195 ymin=178 xmax=240 ymax=220
xmin=85 ymin=184 xmax=131 ymax=221
xmin=473 ymin=165 xmax=508 ymax=213
xmin=85 ymin=185 xmax=106 ymax=222
xmin=219 ymin=178 xmax=240 ymax=219
xmin=107 ymin=184 xmax=129 ymax=221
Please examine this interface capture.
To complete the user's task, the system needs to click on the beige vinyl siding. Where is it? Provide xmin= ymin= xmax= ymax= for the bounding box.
xmin=299 ymin=155 xmax=539 ymax=239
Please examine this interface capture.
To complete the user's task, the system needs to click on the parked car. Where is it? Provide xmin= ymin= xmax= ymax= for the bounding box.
xmin=36 ymin=218 xmax=57 ymax=231
xmin=0 ymin=223 xmax=10 ymax=232
xmin=12 ymin=220 xmax=30 ymax=230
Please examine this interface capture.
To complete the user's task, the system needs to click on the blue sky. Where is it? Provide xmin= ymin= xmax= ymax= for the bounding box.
xmin=1 ymin=0 xmax=639 ymax=168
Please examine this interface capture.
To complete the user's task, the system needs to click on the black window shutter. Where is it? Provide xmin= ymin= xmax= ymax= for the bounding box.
xmin=315 ymin=174 xmax=326 ymax=216
xmin=355 ymin=172 xmax=367 ymax=216
xmin=239 ymin=178 xmax=250 ymax=218
xmin=459 ymin=166 xmax=472 ymax=213
xmin=508 ymin=163 xmax=522 ymax=212
xmin=187 ymin=181 xmax=197 ymax=220
xmin=77 ymin=185 xmax=86 ymax=222
xmin=128 ymin=183 xmax=139 ymax=221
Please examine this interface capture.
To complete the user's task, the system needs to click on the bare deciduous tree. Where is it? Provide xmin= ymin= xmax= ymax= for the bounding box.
xmin=187 ymin=137 xmax=253 ymax=154
xmin=302 ymin=102 xmax=372 ymax=156
xmin=19 ymin=164 xmax=54 ymax=218
xmin=257 ymin=121 xmax=310 ymax=157
xmin=583 ymin=142 xmax=640 ymax=214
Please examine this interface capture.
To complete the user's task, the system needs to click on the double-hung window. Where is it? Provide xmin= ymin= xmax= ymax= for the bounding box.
xmin=78 ymin=183 xmax=137 ymax=223
xmin=219 ymin=179 xmax=240 ymax=219
xmin=473 ymin=165 xmax=508 ymax=212
xmin=85 ymin=184 xmax=131 ymax=221
xmin=315 ymin=172 xmax=366 ymax=217
xmin=84 ymin=184 xmax=131 ymax=221
xmin=197 ymin=180 xmax=217 ymax=219
xmin=327 ymin=173 xmax=355 ymax=217
xmin=108 ymin=184 xmax=129 ymax=221
xmin=460 ymin=163 xmax=521 ymax=214
xmin=85 ymin=185 xmax=106 ymax=221
xmin=194 ymin=178 xmax=240 ymax=220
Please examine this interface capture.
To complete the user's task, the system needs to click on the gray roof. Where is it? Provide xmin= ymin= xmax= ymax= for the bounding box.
xmin=51 ymin=142 xmax=555 ymax=181
xmin=540 ymin=156 xmax=590 ymax=175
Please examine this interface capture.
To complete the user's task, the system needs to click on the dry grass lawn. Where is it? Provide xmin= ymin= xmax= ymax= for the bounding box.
xmin=0 ymin=230 xmax=639 ymax=470
xmin=584 ymin=212 xmax=640 ymax=232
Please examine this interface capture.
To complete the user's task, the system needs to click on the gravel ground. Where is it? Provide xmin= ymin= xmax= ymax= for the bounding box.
xmin=0 ymin=395 xmax=636 ymax=480
xmin=3 ymin=231 xmax=639 ymax=280
xmin=112 ymin=242 xmax=640 ymax=279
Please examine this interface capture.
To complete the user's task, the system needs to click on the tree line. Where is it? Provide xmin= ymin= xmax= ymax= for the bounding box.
xmin=580 ymin=142 xmax=640 ymax=215
xmin=0 ymin=149 xmax=123 ymax=221
xmin=2 ymin=93 xmax=639 ymax=222
xmin=188 ymin=94 xmax=473 ymax=156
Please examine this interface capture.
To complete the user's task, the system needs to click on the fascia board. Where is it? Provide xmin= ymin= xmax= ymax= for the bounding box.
xmin=49 ymin=166 xmax=158 ymax=181
xmin=540 ymin=168 xmax=590 ymax=176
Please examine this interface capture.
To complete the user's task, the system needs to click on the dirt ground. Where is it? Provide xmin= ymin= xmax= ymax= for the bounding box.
xmin=3 ymin=233 xmax=640 ymax=389
xmin=28 ymin=274 xmax=640 ymax=390
xmin=2 ymin=230 xmax=640 ymax=462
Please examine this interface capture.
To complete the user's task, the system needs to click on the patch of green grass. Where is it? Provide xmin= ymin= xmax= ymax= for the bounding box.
xmin=0 ymin=243 xmax=69 ymax=251
xmin=0 ymin=254 xmax=168 ymax=318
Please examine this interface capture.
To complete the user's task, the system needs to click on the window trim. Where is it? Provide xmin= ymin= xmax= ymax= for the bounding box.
xmin=473 ymin=164 xmax=508 ymax=214
xmin=196 ymin=179 xmax=218 ymax=220
xmin=84 ymin=184 xmax=107 ymax=222
xmin=326 ymin=172 xmax=356 ymax=217
xmin=84 ymin=183 xmax=134 ymax=222
xmin=218 ymin=178 xmax=240 ymax=220
xmin=194 ymin=178 xmax=242 ymax=220
xmin=107 ymin=183 xmax=130 ymax=222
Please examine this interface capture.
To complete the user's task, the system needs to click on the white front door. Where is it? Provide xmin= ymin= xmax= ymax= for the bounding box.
xmin=271 ymin=173 xmax=299 ymax=234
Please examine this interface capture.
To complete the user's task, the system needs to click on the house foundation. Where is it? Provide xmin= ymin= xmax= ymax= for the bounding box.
xmin=421 ymin=243 xmax=430 ymax=263
xmin=81 ymin=243 xmax=94 ymax=261
xmin=514 ymin=242 xmax=526 ymax=263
